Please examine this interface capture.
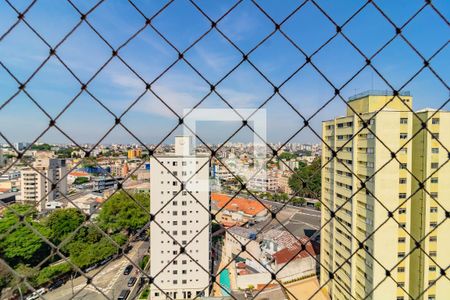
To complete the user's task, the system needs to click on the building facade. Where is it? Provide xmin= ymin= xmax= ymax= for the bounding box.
xmin=320 ymin=91 xmax=449 ymax=300
xmin=20 ymin=152 xmax=67 ymax=211
xmin=150 ymin=136 xmax=210 ymax=299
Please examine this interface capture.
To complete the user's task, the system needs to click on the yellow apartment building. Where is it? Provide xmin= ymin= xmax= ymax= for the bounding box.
xmin=320 ymin=91 xmax=449 ymax=300
xmin=127 ymin=148 xmax=142 ymax=159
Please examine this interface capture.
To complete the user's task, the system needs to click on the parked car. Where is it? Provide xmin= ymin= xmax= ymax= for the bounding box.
xmin=127 ymin=277 xmax=137 ymax=287
xmin=84 ymin=263 xmax=98 ymax=273
xmin=117 ymin=289 xmax=130 ymax=300
xmin=25 ymin=288 xmax=47 ymax=300
xmin=48 ymin=279 xmax=64 ymax=291
xmin=123 ymin=264 xmax=133 ymax=275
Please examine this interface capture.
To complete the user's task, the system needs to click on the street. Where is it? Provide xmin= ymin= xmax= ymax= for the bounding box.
xmin=44 ymin=241 xmax=149 ymax=300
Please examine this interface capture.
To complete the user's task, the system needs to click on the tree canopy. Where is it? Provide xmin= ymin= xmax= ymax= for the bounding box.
xmin=45 ymin=208 xmax=85 ymax=245
xmin=0 ymin=205 xmax=50 ymax=267
xmin=97 ymin=191 xmax=150 ymax=234
xmin=278 ymin=152 xmax=297 ymax=161
xmin=288 ymin=157 xmax=321 ymax=198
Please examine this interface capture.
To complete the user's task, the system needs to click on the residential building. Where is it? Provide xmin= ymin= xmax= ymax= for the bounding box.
xmin=320 ymin=91 xmax=450 ymax=300
xmin=20 ymin=152 xmax=67 ymax=211
xmin=92 ymin=176 xmax=123 ymax=192
xmin=211 ymin=193 xmax=269 ymax=227
xmin=127 ymin=148 xmax=142 ymax=159
xmin=409 ymin=109 xmax=449 ymax=300
xmin=150 ymin=136 xmax=210 ymax=299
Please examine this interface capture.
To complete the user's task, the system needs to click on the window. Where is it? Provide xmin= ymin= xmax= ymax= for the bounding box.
xmin=399 ymin=193 xmax=407 ymax=199
xmin=430 ymin=222 xmax=437 ymax=228
xmin=430 ymin=177 xmax=438 ymax=184
xmin=400 ymin=133 xmax=408 ymax=139
xmin=429 ymin=236 xmax=437 ymax=242
xmin=431 ymin=162 xmax=439 ymax=169
xmin=429 ymin=266 xmax=436 ymax=271
xmin=431 ymin=148 xmax=439 ymax=154
xmin=173 ymin=161 xmax=178 ymax=166
xmin=430 ymin=192 xmax=438 ymax=199
xmin=400 ymin=163 xmax=407 ymax=169
xmin=398 ymin=252 xmax=405 ymax=258
xmin=431 ymin=118 xmax=439 ymax=125
xmin=398 ymin=237 xmax=406 ymax=243
xmin=398 ymin=208 xmax=406 ymax=214
xmin=400 ymin=118 xmax=408 ymax=124
xmin=399 ymin=223 xmax=406 ymax=228
xmin=429 ymin=251 xmax=437 ymax=257
xmin=430 ymin=207 xmax=438 ymax=213
xmin=399 ymin=178 xmax=407 ymax=184
xmin=397 ymin=267 xmax=405 ymax=272
xmin=431 ymin=133 xmax=439 ymax=139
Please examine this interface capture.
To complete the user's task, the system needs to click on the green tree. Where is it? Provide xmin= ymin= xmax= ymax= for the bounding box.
xmin=73 ymin=177 xmax=89 ymax=185
xmin=0 ymin=205 xmax=50 ymax=267
xmin=288 ymin=158 xmax=321 ymax=198
xmin=97 ymin=191 xmax=150 ymax=234
xmin=45 ymin=208 xmax=85 ymax=244
xmin=65 ymin=225 xmax=118 ymax=268
xmin=314 ymin=202 xmax=321 ymax=210
xmin=278 ymin=152 xmax=297 ymax=161
xmin=30 ymin=144 xmax=52 ymax=151
xmin=35 ymin=262 xmax=71 ymax=285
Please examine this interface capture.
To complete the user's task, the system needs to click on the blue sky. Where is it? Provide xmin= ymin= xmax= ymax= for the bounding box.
xmin=0 ymin=0 xmax=448 ymax=146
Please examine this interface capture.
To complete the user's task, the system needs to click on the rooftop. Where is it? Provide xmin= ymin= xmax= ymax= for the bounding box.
xmin=348 ymin=90 xmax=411 ymax=102
xmin=211 ymin=193 xmax=268 ymax=216
xmin=272 ymin=239 xmax=320 ymax=265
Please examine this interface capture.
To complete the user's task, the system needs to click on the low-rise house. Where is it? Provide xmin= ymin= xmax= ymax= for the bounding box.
xmin=211 ymin=193 xmax=269 ymax=227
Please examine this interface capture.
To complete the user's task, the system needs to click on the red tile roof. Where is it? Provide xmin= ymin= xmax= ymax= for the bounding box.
xmin=211 ymin=193 xmax=267 ymax=216
xmin=69 ymin=171 xmax=90 ymax=177
xmin=272 ymin=238 xmax=319 ymax=265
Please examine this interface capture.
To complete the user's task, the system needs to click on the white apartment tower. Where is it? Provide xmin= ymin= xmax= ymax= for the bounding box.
xmin=150 ymin=136 xmax=211 ymax=299
xmin=20 ymin=152 xmax=67 ymax=211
